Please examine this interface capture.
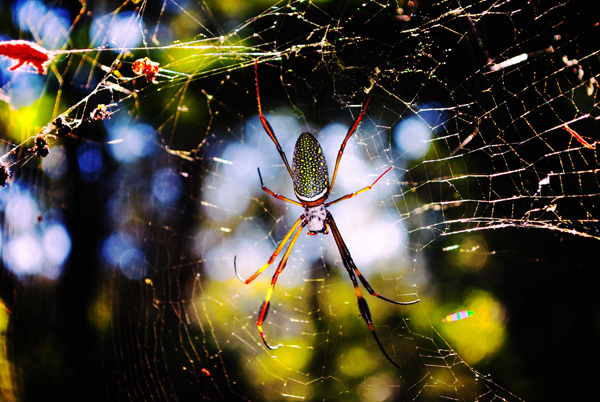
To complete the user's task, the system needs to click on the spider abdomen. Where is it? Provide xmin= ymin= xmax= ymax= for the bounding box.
xmin=292 ymin=132 xmax=329 ymax=203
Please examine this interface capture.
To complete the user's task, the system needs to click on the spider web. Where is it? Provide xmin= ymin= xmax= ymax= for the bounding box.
xmin=0 ymin=0 xmax=598 ymax=401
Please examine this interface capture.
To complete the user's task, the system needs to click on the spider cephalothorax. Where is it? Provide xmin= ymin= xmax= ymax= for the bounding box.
xmin=304 ymin=204 xmax=327 ymax=234
xmin=234 ymin=60 xmax=420 ymax=368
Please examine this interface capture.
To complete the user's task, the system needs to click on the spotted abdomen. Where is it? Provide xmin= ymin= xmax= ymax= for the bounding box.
xmin=292 ymin=132 xmax=329 ymax=203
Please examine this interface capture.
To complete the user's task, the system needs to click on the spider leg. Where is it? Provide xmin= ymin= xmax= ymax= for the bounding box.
xmin=355 ymin=274 xmax=400 ymax=369
xmin=325 ymin=166 xmax=393 ymax=207
xmin=327 ymin=212 xmax=420 ymax=306
xmin=257 ymin=168 xmax=302 ymax=206
xmin=328 ymin=92 xmax=374 ymax=195
xmin=235 ymin=215 xmax=304 ymax=284
xmin=327 ymin=213 xmax=400 ymax=368
xmin=255 ymin=60 xmax=294 ymax=180
xmin=256 ymin=219 xmax=306 ymax=349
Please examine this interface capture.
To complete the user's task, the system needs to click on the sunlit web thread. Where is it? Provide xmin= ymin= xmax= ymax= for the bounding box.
xmin=0 ymin=39 xmax=281 ymax=77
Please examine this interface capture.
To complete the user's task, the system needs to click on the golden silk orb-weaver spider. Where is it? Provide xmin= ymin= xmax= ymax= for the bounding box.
xmin=234 ymin=60 xmax=420 ymax=368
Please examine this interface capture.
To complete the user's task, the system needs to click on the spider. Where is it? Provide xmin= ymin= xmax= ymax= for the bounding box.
xmin=234 ymin=60 xmax=420 ymax=368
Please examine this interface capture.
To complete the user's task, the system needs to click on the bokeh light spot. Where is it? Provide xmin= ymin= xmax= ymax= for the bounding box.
xmin=42 ymin=146 xmax=68 ymax=180
xmin=90 ymin=12 xmax=144 ymax=50
xmin=458 ymin=236 xmax=489 ymax=271
xmin=102 ymin=231 xmax=135 ymax=267
xmin=393 ymin=116 xmax=431 ymax=160
xmin=339 ymin=347 xmax=379 ymax=377
xmin=3 ymin=234 xmax=43 ymax=275
xmin=8 ymin=73 xmax=45 ymax=109
xmin=12 ymin=0 xmax=46 ymax=33
xmin=439 ymin=289 xmax=506 ymax=364
xmin=119 ymin=248 xmax=147 ymax=280
xmin=42 ymin=224 xmax=71 ymax=266
xmin=152 ymin=168 xmax=182 ymax=205
xmin=78 ymin=142 xmax=104 ymax=182
xmin=41 ymin=8 xmax=70 ymax=50
xmin=105 ymin=119 xmax=158 ymax=163
xmin=5 ymin=192 xmax=39 ymax=232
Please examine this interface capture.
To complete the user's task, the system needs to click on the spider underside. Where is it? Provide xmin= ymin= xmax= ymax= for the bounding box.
xmin=304 ymin=205 xmax=327 ymax=234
